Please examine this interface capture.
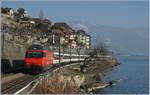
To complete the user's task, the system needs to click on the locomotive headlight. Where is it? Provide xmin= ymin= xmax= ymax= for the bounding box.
xmin=25 ymin=63 xmax=30 ymax=68
xmin=26 ymin=63 xmax=30 ymax=65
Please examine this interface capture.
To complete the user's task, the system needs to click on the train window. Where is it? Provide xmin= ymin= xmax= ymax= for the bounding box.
xmin=26 ymin=52 xmax=45 ymax=58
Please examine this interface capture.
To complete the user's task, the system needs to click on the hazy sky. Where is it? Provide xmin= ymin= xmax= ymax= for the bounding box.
xmin=2 ymin=1 xmax=148 ymax=28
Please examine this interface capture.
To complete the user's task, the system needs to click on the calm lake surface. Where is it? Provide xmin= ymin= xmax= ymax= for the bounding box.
xmin=96 ymin=55 xmax=149 ymax=94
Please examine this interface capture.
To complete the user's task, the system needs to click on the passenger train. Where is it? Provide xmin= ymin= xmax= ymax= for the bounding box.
xmin=24 ymin=44 xmax=88 ymax=71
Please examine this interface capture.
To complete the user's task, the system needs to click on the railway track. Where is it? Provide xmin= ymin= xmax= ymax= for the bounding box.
xmin=1 ymin=74 xmax=38 ymax=94
xmin=1 ymin=61 xmax=83 ymax=94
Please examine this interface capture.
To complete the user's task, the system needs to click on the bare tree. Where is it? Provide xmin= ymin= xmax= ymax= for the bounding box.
xmin=38 ymin=9 xmax=44 ymax=19
xmin=94 ymin=42 xmax=112 ymax=56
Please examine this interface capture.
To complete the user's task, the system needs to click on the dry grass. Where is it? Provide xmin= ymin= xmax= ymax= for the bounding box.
xmin=32 ymin=77 xmax=79 ymax=94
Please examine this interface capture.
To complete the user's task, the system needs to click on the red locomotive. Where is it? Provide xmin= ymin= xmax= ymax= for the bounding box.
xmin=25 ymin=44 xmax=54 ymax=71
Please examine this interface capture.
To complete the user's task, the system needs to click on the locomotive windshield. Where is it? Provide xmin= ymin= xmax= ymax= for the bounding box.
xmin=26 ymin=52 xmax=45 ymax=58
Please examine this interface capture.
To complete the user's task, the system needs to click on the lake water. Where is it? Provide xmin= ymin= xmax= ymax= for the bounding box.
xmin=96 ymin=55 xmax=149 ymax=94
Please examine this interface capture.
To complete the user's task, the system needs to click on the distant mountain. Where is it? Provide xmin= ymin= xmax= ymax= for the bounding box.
xmin=68 ymin=21 xmax=149 ymax=56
